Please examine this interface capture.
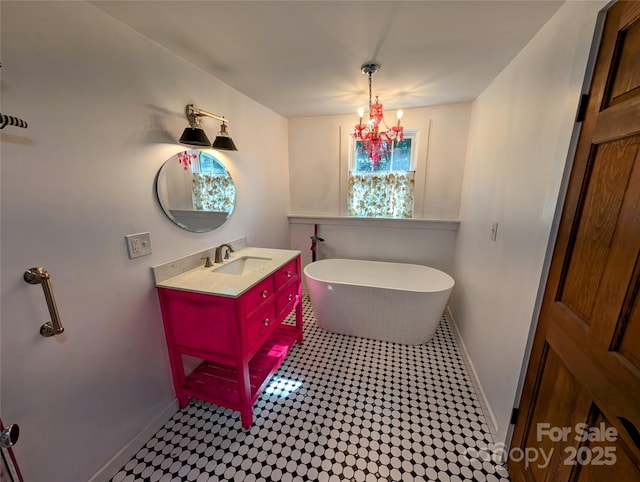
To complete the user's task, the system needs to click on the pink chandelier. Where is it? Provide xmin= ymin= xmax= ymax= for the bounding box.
xmin=353 ymin=62 xmax=404 ymax=167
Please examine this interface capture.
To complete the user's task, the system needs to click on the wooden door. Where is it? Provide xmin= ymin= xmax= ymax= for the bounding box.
xmin=510 ymin=2 xmax=640 ymax=481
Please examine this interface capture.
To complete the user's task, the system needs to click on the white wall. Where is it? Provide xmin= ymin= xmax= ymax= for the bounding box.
xmin=289 ymin=103 xmax=471 ymax=219
xmin=450 ymin=0 xmax=607 ymax=444
xmin=290 ymin=218 xmax=459 ymax=282
xmin=288 ymin=103 xmax=470 ymax=273
xmin=0 ymin=2 xmax=290 ymax=481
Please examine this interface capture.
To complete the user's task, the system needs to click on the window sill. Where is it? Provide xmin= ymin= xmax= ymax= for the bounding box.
xmin=287 ymin=214 xmax=460 ymax=231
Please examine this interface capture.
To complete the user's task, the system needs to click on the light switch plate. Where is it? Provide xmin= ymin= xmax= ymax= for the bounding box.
xmin=125 ymin=232 xmax=152 ymax=259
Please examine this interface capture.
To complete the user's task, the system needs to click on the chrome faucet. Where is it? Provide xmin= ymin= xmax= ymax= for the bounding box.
xmin=214 ymin=243 xmax=234 ymax=263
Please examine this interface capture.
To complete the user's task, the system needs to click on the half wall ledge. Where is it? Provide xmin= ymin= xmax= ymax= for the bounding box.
xmin=287 ymin=215 xmax=460 ymax=231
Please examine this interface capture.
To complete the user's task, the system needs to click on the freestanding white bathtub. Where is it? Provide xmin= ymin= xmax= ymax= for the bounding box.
xmin=304 ymin=258 xmax=455 ymax=345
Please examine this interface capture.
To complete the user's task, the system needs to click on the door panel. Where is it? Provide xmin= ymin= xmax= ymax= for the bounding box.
xmin=511 ymin=2 xmax=640 ymax=481
xmin=521 ymin=345 xmax=592 ymax=482
xmin=608 ymin=19 xmax=640 ymax=105
xmin=558 ymin=138 xmax=639 ymax=324
xmin=570 ymin=413 xmax=640 ymax=482
xmin=616 ymin=267 xmax=640 ymax=371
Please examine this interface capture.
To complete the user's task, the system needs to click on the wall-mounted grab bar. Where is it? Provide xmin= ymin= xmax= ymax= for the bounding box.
xmin=24 ymin=267 xmax=64 ymax=337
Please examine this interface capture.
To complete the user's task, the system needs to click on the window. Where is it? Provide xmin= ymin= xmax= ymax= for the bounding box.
xmin=348 ymin=132 xmax=416 ymax=218
xmin=188 ymin=151 xmax=235 ymax=212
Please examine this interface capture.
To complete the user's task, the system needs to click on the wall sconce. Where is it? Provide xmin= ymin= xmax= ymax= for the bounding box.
xmin=179 ymin=104 xmax=238 ymax=151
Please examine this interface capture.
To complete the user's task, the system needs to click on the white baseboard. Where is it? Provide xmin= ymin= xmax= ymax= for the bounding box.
xmin=445 ymin=306 xmax=500 ymax=443
xmin=89 ymin=399 xmax=179 ymax=482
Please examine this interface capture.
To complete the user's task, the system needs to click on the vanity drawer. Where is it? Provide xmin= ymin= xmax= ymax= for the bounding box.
xmin=244 ymin=301 xmax=276 ymax=355
xmin=276 ymin=282 xmax=299 ymax=321
xmin=275 ymin=259 xmax=298 ymax=290
xmin=241 ymin=276 xmax=275 ymax=315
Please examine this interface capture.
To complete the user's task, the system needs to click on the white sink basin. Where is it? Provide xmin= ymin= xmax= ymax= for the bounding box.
xmin=213 ymin=256 xmax=272 ymax=276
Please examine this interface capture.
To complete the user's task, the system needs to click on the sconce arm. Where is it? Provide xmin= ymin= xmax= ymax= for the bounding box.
xmin=186 ymin=104 xmax=229 ymax=127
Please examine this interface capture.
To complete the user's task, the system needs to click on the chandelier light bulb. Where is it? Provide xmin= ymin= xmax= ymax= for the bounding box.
xmin=358 ymin=107 xmax=365 ymax=124
xmin=396 ymin=110 xmax=403 ymax=126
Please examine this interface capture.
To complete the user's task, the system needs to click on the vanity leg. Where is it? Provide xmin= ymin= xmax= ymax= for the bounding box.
xmin=237 ymin=359 xmax=253 ymax=428
xmin=295 ymin=298 xmax=303 ymax=344
xmin=240 ymin=406 xmax=253 ymax=429
xmin=167 ymin=348 xmax=189 ymax=408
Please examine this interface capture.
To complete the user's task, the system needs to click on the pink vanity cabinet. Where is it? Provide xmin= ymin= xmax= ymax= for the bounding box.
xmin=156 ymin=255 xmax=303 ymax=428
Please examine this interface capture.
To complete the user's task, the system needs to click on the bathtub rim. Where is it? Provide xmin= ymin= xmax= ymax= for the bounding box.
xmin=303 ymin=258 xmax=455 ymax=294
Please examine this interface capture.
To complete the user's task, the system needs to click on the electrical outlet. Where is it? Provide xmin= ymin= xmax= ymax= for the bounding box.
xmin=125 ymin=232 xmax=152 ymax=259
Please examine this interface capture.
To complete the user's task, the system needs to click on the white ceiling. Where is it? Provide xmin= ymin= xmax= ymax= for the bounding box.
xmin=91 ymin=1 xmax=564 ymax=118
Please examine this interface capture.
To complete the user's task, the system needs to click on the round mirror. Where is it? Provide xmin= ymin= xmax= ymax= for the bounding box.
xmin=156 ymin=150 xmax=236 ymax=232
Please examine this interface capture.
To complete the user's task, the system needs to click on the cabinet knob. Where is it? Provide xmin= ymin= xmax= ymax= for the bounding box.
xmin=286 ymin=271 xmax=292 ymax=278
xmin=261 ymin=290 xmax=268 ymax=298
xmin=287 ymin=294 xmax=294 ymax=301
xmin=263 ymin=318 xmax=269 ymax=326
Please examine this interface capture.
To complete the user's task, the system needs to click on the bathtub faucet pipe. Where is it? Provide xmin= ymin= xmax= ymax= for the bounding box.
xmin=310 ymin=224 xmax=324 ymax=262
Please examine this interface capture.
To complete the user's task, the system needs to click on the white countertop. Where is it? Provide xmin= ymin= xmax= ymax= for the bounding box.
xmin=154 ymin=247 xmax=300 ymax=298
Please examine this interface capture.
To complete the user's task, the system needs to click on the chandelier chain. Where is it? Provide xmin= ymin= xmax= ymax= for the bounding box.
xmin=368 ymin=71 xmax=373 ymax=110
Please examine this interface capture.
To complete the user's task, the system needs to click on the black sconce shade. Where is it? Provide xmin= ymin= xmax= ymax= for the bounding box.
xmin=212 ymin=135 xmax=238 ymax=151
xmin=179 ymin=127 xmax=211 ymax=147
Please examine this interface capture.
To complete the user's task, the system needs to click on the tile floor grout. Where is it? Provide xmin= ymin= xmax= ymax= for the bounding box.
xmin=112 ymin=296 xmax=511 ymax=482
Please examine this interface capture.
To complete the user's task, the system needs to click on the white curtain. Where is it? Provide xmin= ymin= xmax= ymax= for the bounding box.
xmin=348 ymin=171 xmax=415 ymax=218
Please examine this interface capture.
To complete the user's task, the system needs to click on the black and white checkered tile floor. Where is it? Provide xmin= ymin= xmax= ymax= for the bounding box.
xmin=112 ymin=297 xmax=510 ymax=482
